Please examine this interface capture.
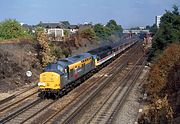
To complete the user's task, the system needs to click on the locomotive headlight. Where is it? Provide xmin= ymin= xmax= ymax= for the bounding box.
xmin=38 ymin=82 xmax=46 ymax=86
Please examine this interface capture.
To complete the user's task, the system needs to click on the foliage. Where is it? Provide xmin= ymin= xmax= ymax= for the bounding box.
xmin=51 ymin=47 xmax=63 ymax=59
xmin=62 ymin=48 xmax=71 ymax=58
xmin=48 ymin=42 xmax=64 ymax=59
xmin=149 ymin=24 xmax=158 ymax=35
xmin=35 ymin=27 xmax=45 ymax=33
xmin=80 ymin=27 xmax=97 ymax=40
xmin=94 ymin=24 xmax=110 ymax=40
xmin=145 ymin=25 xmax=151 ymax=30
xmin=140 ymin=43 xmax=180 ymax=123
xmin=139 ymin=95 xmax=173 ymax=124
xmin=36 ymin=31 xmax=54 ymax=67
xmin=64 ymin=30 xmax=70 ymax=37
xmin=106 ymin=19 xmax=123 ymax=33
xmin=0 ymin=19 xmax=31 ymax=40
xmin=146 ymin=43 xmax=180 ymax=95
xmin=150 ymin=6 xmax=180 ymax=59
xmin=93 ymin=20 xmax=123 ymax=40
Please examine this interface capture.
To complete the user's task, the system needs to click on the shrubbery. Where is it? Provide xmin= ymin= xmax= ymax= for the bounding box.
xmin=0 ymin=19 xmax=31 ymax=40
xmin=140 ymin=6 xmax=180 ymax=124
xmin=36 ymin=30 xmax=54 ymax=67
xmin=79 ymin=20 xmax=123 ymax=41
xmin=140 ymin=43 xmax=180 ymax=123
xmin=93 ymin=20 xmax=123 ymax=40
xmin=80 ymin=27 xmax=97 ymax=41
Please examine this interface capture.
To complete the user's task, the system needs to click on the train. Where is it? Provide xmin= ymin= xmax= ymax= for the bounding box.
xmin=38 ymin=40 xmax=137 ymax=98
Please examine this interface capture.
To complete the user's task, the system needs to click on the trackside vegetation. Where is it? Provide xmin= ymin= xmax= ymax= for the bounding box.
xmin=139 ymin=6 xmax=180 ymax=124
xmin=0 ymin=19 xmax=32 ymax=40
xmin=79 ymin=19 xmax=123 ymax=41
xmin=149 ymin=5 xmax=180 ymax=60
xmin=94 ymin=20 xmax=123 ymax=40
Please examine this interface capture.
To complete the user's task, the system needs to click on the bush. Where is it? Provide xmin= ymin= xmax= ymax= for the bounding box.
xmin=62 ymin=48 xmax=71 ymax=58
xmin=50 ymin=43 xmax=64 ymax=59
xmin=94 ymin=24 xmax=111 ymax=40
xmin=36 ymin=31 xmax=54 ymax=67
xmin=141 ymin=44 xmax=180 ymax=124
xmin=93 ymin=20 xmax=123 ymax=40
xmin=0 ymin=19 xmax=31 ymax=39
xmin=80 ymin=27 xmax=96 ymax=40
xmin=146 ymin=43 xmax=180 ymax=95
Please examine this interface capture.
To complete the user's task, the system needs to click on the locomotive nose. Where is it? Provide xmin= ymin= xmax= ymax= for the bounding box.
xmin=39 ymin=72 xmax=60 ymax=90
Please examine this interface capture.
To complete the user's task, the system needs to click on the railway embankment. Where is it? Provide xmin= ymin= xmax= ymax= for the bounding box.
xmin=0 ymin=37 xmax=124 ymax=94
xmin=0 ymin=41 xmax=41 ymax=93
xmin=0 ymin=40 xmax=95 ymax=93
xmin=138 ymin=43 xmax=180 ymax=124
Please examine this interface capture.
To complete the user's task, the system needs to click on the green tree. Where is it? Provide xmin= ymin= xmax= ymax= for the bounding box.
xmin=80 ymin=27 xmax=96 ymax=40
xmin=146 ymin=25 xmax=151 ymax=30
xmin=150 ymin=6 xmax=180 ymax=59
xmin=172 ymin=4 xmax=179 ymax=15
xmin=106 ymin=19 xmax=123 ymax=33
xmin=0 ymin=19 xmax=29 ymax=39
xmin=149 ymin=24 xmax=158 ymax=35
xmin=94 ymin=24 xmax=111 ymax=39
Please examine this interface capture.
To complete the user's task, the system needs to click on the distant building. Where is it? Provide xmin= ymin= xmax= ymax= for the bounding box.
xmin=155 ymin=15 xmax=162 ymax=28
xmin=123 ymin=28 xmax=149 ymax=34
xmin=37 ymin=21 xmax=79 ymax=41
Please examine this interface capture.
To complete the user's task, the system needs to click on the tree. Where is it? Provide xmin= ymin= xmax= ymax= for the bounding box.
xmin=0 ymin=19 xmax=29 ymax=39
xmin=36 ymin=31 xmax=54 ymax=67
xmin=106 ymin=19 xmax=123 ymax=33
xmin=94 ymin=24 xmax=111 ymax=40
xmin=149 ymin=24 xmax=158 ymax=35
xmin=172 ymin=5 xmax=179 ymax=15
xmin=146 ymin=25 xmax=151 ymax=30
xmin=80 ymin=27 xmax=96 ymax=40
xmin=150 ymin=6 xmax=180 ymax=59
xmin=94 ymin=24 xmax=105 ymax=39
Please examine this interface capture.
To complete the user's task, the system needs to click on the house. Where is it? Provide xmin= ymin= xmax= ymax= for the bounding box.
xmin=37 ymin=21 xmax=79 ymax=41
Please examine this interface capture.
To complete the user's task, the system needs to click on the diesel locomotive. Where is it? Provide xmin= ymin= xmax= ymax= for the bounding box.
xmin=38 ymin=41 xmax=136 ymax=98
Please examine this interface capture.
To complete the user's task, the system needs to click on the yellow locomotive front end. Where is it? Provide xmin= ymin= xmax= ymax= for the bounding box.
xmin=38 ymin=72 xmax=60 ymax=90
xmin=38 ymin=72 xmax=61 ymax=98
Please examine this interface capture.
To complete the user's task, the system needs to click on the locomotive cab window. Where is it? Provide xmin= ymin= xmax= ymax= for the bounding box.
xmin=57 ymin=65 xmax=64 ymax=72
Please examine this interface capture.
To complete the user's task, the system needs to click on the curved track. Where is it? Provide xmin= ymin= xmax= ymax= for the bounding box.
xmin=0 ymin=40 xmax=141 ymax=124
xmin=51 ymin=43 xmax=145 ymax=124
xmin=30 ymin=41 xmax=143 ymax=124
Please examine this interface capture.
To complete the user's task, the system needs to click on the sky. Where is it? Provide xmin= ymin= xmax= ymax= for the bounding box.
xmin=0 ymin=0 xmax=180 ymax=28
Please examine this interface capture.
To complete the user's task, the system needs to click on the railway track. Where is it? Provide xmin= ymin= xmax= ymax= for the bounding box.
xmin=29 ymin=42 xmax=143 ymax=124
xmin=0 ymin=84 xmax=36 ymax=105
xmin=0 ymin=86 xmax=38 ymax=116
xmin=87 ymin=56 xmax=147 ymax=124
xmin=0 ymin=41 xmax=141 ymax=124
xmin=51 ymin=44 xmax=145 ymax=124
xmin=0 ymin=98 xmax=54 ymax=124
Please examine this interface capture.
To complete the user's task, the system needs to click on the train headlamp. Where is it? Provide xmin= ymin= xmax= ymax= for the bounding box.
xmin=38 ymin=82 xmax=46 ymax=86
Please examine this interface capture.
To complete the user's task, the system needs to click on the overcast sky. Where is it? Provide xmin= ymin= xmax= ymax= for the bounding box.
xmin=0 ymin=0 xmax=179 ymax=28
